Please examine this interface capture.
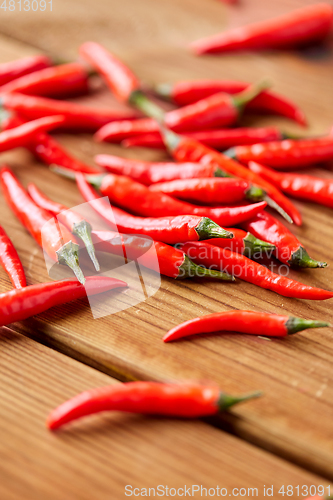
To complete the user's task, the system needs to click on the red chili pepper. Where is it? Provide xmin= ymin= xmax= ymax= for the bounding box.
xmin=0 ymin=276 xmax=126 ymax=328
xmin=74 ymin=172 xmax=232 ymax=244
xmin=180 ymin=241 xmax=333 ymax=299
xmin=248 ymin=161 xmax=333 ymax=209
xmin=94 ymin=118 xmax=156 ymax=143
xmin=95 ymin=154 xmax=224 ymax=185
xmin=122 ymin=126 xmax=284 ymax=150
xmin=226 ymin=137 xmax=333 ymax=170
xmin=0 ymin=55 xmax=52 ymax=87
xmin=149 ymin=177 xmax=265 ymax=205
xmin=190 ymin=3 xmax=333 ymax=54
xmin=46 ymin=381 xmax=261 ymax=430
xmin=0 ymin=225 xmax=26 ymax=288
xmin=0 ymin=93 xmax=139 ymax=133
xmin=206 ymin=227 xmax=275 ymax=259
xmin=27 ymin=183 xmax=100 ymax=271
xmin=69 ymin=171 xmax=267 ymax=227
xmin=0 ymin=114 xmax=65 ymax=153
xmin=164 ymin=310 xmax=330 ymax=342
xmin=92 ymin=230 xmax=233 ymax=281
xmin=1 ymin=166 xmax=86 ymax=284
xmin=156 ymin=80 xmax=307 ymax=126
xmin=240 ymin=211 xmax=326 ymax=268
xmin=0 ymin=63 xmax=89 ymax=98
xmin=162 ymin=129 xmax=301 ymax=225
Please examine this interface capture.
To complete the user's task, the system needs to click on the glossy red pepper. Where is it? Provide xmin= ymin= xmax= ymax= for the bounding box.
xmin=226 ymin=137 xmax=333 ymax=170
xmin=122 ymin=126 xmax=283 ymax=150
xmin=94 ymin=117 xmax=156 ymax=143
xmin=248 ymin=161 xmax=333 ymax=209
xmin=47 ymin=381 xmax=260 ymax=430
xmin=95 ymin=154 xmax=224 ymax=185
xmin=0 ymin=93 xmax=139 ymax=133
xmin=156 ymin=80 xmax=307 ymax=126
xmin=92 ymin=230 xmax=233 ymax=281
xmin=0 ymin=225 xmax=26 ymax=288
xmin=0 ymin=55 xmax=52 ymax=87
xmin=1 ymin=166 xmax=85 ymax=284
xmin=206 ymin=227 xmax=275 ymax=259
xmin=240 ymin=211 xmax=326 ymax=268
xmin=164 ymin=310 xmax=329 ymax=342
xmin=0 ymin=63 xmax=89 ymax=98
xmin=180 ymin=241 xmax=333 ymax=300
xmin=75 ymin=172 xmax=232 ymax=244
xmin=190 ymin=3 xmax=333 ymax=54
xmin=0 ymin=276 xmax=127 ymax=327
xmin=162 ymin=129 xmax=301 ymax=225
xmin=28 ymin=183 xmax=100 ymax=271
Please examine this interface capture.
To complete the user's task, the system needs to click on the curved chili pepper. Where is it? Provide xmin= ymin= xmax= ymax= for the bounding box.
xmin=161 ymin=128 xmax=301 ymax=225
xmin=226 ymin=137 xmax=333 ymax=170
xmin=95 ymin=154 xmax=225 ymax=185
xmin=95 ymin=118 xmax=157 ymax=143
xmin=180 ymin=241 xmax=333 ymax=300
xmin=0 ymin=55 xmax=52 ymax=87
xmin=1 ymin=166 xmax=86 ymax=284
xmin=46 ymin=381 xmax=261 ymax=430
xmin=0 ymin=276 xmax=127 ymax=327
xmin=122 ymin=126 xmax=283 ymax=150
xmin=190 ymin=3 xmax=333 ymax=54
xmin=164 ymin=310 xmax=330 ymax=342
xmin=0 ymin=225 xmax=26 ymax=288
xmin=60 ymin=169 xmax=267 ymax=227
xmin=248 ymin=161 xmax=333 ymax=209
xmin=0 ymin=114 xmax=65 ymax=153
xmin=0 ymin=93 xmax=138 ymax=133
xmin=156 ymin=80 xmax=307 ymax=126
xmin=149 ymin=177 xmax=265 ymax=205
xmin=0 ymin=63 xmax=89 ymax=98
xmin=28 ymin=183 xmax=100 ymax=271
xmin=206 ymin=227 xmax=275 ymax=259
xmin=240 ymin=211 xmax=326 ymax=268
xmin=74 ymin=172 xmax=232 ymax=244
xmin=93 ymin=230 xmax=233 ymax=281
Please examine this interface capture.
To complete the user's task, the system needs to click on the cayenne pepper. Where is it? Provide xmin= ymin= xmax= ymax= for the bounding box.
xmin=47 ymin=381 xmax=261 ymax=430
xmin=179 ymin=241 xmax=333 ymax=300
xmin=0 ymin=225 xmax=26 ymax=288
xmin=163 ymin=310 xmax=330 ymax=342
xmin=0 ymin=55 xmax=52 ymax=87
xmin=205 ymin=227 xmax=275 ymax=259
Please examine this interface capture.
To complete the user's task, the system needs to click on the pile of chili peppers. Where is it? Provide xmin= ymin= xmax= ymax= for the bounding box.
xmin=0 ymin=24 xmax=332 ymax=431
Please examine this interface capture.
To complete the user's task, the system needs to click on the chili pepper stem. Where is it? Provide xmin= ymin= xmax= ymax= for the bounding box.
xmin=286 ymin=317 xmax=330 ymax=335
xmin=245 ymin=185 xmax=265 ymax=202
xmin=224 ymin=147 xmax=237 ymax=160
xmin=263 ymin=195 xmax=293 ymax=224
xmin=243 ymin=232 xmax=275 ymax=259
xmin=56 ymin=241 xmax=86 ymax=284
xmin=196 ymin=218 xmax=233 ymax=240
xmin=154 ymin=83 xmax=173 ymax=101
xmin=289 ymin=246 xmax=327 ymax=268
xmin=232 ymin=80 xmax=271 ymax=112
xmin=129 ymin=90 xmax=165 ymax=121
xmin=214 ymin=168 xmax=232 ymax=178
xmin=72 ymin=220 xmax=100 ymax=272
xmin=179 ymin=255 xmax=234 ymax=280
xmin=217 ymin=390 xmax=262 ymax=411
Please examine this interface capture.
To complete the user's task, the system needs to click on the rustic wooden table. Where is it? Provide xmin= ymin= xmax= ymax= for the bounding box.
xmin=0 ymin=0 xmax=332 ymax=498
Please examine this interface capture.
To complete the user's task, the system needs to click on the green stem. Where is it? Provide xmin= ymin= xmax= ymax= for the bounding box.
xmin=72 ymin=220 xmax=100 ymax=272
xmin=217 ymin=390 xmax=262 ymax=412
xmin=195 ymin=218 xmax=233 ymax=240
xmin=232 ymin=80 xmax=271 ymax=113
xmin=178 ymin=255 xmax=234 ymax=281
xmin=213 ymin=167 xmax=233 ymax=178
xmin=286 ymin=317 xmax=330 ymax=335
xmin=154 ymin=83 xmax=173 ymax=101
xmin=129 ymin=90 xmax=165 ymax=121
xmin=56 ymin=241 xmax=85 ymax=284
xmin=243 ymin=232 xmax=276 ymax=259
xmin=264 ymin=195 xmax=293 ymax=224
xmin=245 ymin=185 xmax=265 ymax=202
xmin=289 ymin=246 xmax=327 ymax=268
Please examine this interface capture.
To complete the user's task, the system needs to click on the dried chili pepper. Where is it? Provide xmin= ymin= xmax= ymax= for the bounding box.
xmin=0 ymin=55 xmax=52 ymax=87
xmin=47 ymin=381 xmax=261 ymax=430
xmin=240 ymin=211 xmax=326 ymax=268
xmin=161 ymin=128 xmax=301 ymax=225
xmin=0 ymin=276 xmax=127 ymax=328
xmin=56 ymin=168 xmax=267 ymax=227
xmin=226 ymin=137 xmax=333 ymax=169
xmin=95 ymin=154 xmax=225 ymax=185
xmin=0 ymin=225 xmax=26 ymax=288
xmin=0 ymin=63 xmax=89 ymax=98
xmin=74 ymin=172 xmax=232 ymax=244
xmin=28 ymin=183 xmax=100 ymax=271
xmin=206 ymin=227 xmax=275 ymax=259
xmin=180 ymin=242 xmax=333 ymax=299
xmin=190 ymin=3 xmax=333 ymax=54
xmin=164 ymin=310 xmax=330 ymax=342
xmin=156 ymin=80 xmax=307 ymax=126
xmin=93 ymin=230 xmax=233 ymax=281
xmin=248 ymin=161 xmax=333 ymax=208
xmin=1 ymin=166 xmax=86 ymax=284
xmin=149 ymin=177 xmax=265 ymax=205
xmin=0 ymin=93 xmax=138 ymax=133
xmin=122 ymin=126 xmax=283 ymax=150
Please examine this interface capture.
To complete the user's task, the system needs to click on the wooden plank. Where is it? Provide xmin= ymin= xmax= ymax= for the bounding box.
xmin=0 ymin=328 xmax=331 ymax=500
